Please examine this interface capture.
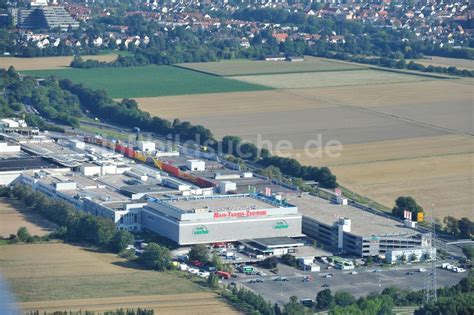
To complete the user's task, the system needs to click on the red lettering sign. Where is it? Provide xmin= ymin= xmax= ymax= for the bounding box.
xmin=213 ymin=210 xmax=267 ymax=219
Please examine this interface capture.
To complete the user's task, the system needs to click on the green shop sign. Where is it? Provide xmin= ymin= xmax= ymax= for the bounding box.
xmin=273 ymin=220 xmax=289 ymax=229
xmin=193 ymin=226 xmax=209 ymax=235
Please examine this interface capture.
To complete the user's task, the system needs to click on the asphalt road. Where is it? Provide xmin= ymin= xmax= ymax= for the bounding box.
xmin=229 ymin=264 xmax=467 ymax=305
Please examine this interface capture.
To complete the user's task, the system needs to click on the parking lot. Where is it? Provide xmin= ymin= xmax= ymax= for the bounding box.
xmin=226 ymin=263 xmax=467 ymax=305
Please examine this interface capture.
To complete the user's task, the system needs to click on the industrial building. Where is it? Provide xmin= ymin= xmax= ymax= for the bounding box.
xmin=0 ymin=141 xmax=68 ymax=186
xmin=0 ymin=118 xmax=38 ymax=136
xmin=285 ymin=193 xmax=430 ymax=258
xmin=4 ymin=125 xmax=432 ymax=260
xmin=190 ymin=169 xmax=295 ymax=194
xmin=142 ymin=194 xmax=303 ymax=245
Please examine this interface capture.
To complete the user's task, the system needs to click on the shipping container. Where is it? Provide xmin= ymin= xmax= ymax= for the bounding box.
xmin=216 ymin=271 xmax=231 ymax=279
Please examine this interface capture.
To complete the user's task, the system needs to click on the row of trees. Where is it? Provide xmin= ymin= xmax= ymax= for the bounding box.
xmin=392 ymin=196 xmax=473 ymax=244
xmin=317 ymin=51 xmax=474 ymax=77
xmin=258 ymin=156 xmax=337 ymax=188
xmin=0 ymin=185 xmax=134 ymax=253
xmin=222 ymin=285 xmax=277 ymax=315
xmin=8 ymin=226 xmax=51 ymax=244
xmin=58 ymin=79 xmax=214 ymax=143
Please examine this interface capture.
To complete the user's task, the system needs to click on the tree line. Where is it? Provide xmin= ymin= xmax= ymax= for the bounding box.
xmin=315 ymin=51 xmax=474 ymax=77
xmin=258 ymin=156 xmax=337 ymax=189
xmin=222 ymin=285 xmax=277 ymax=315
xmin=0 ymin=185 xmax=134 ymax=254
xmin=392 ymin=196 xmax=473 ymax=241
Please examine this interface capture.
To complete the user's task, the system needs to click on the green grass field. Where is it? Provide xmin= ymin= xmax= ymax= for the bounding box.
xmin=23 ymin=65 xmax=271 ymax=99
xmin=177 ymin=56 xmax=366 ymax=76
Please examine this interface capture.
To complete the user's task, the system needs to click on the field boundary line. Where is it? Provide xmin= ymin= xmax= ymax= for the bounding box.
xmin=324 ymin=151 xmax=474 ymax=167
xmin=279 ymin=88 xmax=473 ymax=138
xmin=271 ymin=77 xmax=433 ymax=92
xmin=347 ymin=105 xmax=474 ymax=137
xmin=171 ymin=64 xmax=223 ymax=77
xmin=224 ymin=67 xmax=367 ymax=77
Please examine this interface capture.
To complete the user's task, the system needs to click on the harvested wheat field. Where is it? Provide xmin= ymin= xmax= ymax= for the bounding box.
xmin=331 ymin=153 xmax=473 ymax=219
xmin=138 ymin=71 xmax=473 ymax=218
xmin=135 ymin=89 xmax=337 ymax=120
xmin=290 ymin=135 xmax=474 ymax=218
xmin=178 ymin=56 xmax=365 ymax=76
xmin=0 ymin=54 xmax=118 ymax=71
xmin=232 ymin=69 xmax=434 ymax=89
xmin=0 ymin=198 xmax=57 ymax=238
xmin=0 ymin=243 xmax=236 ymax=313
xmin=18 ymin=293 xmax=237 ymax=315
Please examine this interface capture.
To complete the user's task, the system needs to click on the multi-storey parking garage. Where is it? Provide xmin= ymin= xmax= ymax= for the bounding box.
xmin=283 ymin=193 xmax=430 ymax=258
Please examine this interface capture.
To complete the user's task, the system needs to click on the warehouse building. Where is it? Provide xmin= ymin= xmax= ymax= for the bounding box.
xmin=18 ymin=170 xmax=147 ymax=231
xmin=142 ymin=194 xmax=302 ymax=245
xmin=284 ymin=193 xmax=430 ymax=258
xmin=0 ymin=155 xmax=67 ymax=186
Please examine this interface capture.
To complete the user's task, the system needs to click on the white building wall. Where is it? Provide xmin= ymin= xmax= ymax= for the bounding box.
xmin=0 ymin=142 xmax=21 ymax=153
xmin=186 ymin=159 xmax=205 ymax=171
xmin=138 ymin=141 xmax=155 ymax=152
